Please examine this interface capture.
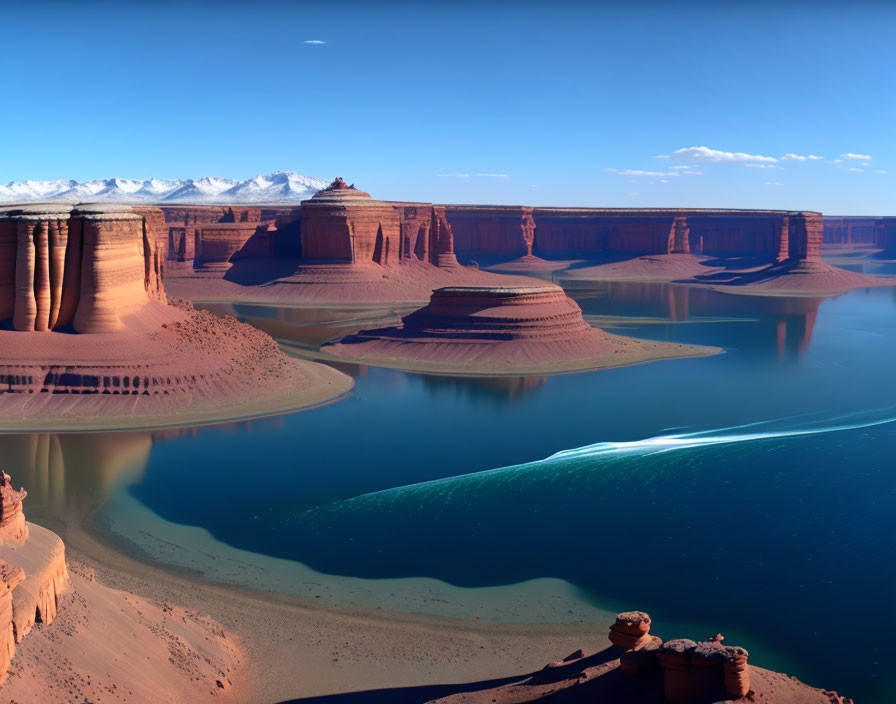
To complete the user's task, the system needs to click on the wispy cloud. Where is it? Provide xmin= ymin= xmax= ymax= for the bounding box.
xmin=303 ymin=39 xmax=326 ymax=45
xmin=841 ymin=153 xmax=871 ymax=160
xmin=847 ymin=167 xmax=864 ymax=172
xmin=662 ymin=146 xmax=778 ymax=163
xmin=475 ymin=173 xmax=510 ymax=180
xmin=765 ymin=181 xmax=784 ymax=186
xmin=605 ymin=169 xmax=674 ymax=178
xmin=873 ymin=169 xmax=888 ymax=174
xmin=781 ymin=153 xmax=824 ymax=161
xmin=744 ymin=164 xmax=780 ymax=170
xmin=604 ymin=168 xmax=701 ymax=178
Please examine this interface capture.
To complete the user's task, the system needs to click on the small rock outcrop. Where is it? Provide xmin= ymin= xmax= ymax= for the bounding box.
xmin=608 ymin=612 xmax=753 ymax=703
xmin=0 ymin=470 xmax=68 ymax=682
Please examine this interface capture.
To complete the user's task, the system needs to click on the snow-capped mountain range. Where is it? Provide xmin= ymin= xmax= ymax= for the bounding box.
xmin=0 ymin=172 xmax=330 ymax=204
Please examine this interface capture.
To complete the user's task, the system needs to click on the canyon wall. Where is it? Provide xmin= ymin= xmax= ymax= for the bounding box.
xmin=158 ymin=204 xmax=301 ymax=269
xmin=149 ymin=182 xmax=823 ymax=274
xmin=877 ymin=217 xmax=896 ymax=258
xmin=444 ymin=207 xmax=815 ymax=262
xmin=823 ymin=216 xmax=882 ymax=245
xmin=0 ymin=204 xmax=164 ymax=333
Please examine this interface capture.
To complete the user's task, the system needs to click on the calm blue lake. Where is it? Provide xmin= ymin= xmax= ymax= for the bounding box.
xmin=5 ymin=280 xmax=896 ymax=703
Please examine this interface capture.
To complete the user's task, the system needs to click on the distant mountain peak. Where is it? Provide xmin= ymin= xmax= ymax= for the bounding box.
xmin=0 ymin=172 xmax=329 ymax=204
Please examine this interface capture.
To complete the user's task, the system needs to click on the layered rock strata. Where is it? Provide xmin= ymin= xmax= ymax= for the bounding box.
xmin=0 ymin=203 xmax=353 ymax=429
xmin=0 ymin=471 xmax=68 ymax=683
xmin=323 ymin=283 xmax=719 ymax=374
xmin=0 ymin=203 xmax=165 ymax=333
xmin=0 ymin=468 xmax=244 ymax=700
xmin=163 ymin=179 xmax=535 ymax=306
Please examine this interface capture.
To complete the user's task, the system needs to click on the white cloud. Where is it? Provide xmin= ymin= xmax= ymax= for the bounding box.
xmin=873 ymin=169 xmax=888 ymax=174
xmin=847 ymin=167 xmax=864 ymax=172
xmin=304 ymin=39 xmax=326 ymax=45
xmin=744 ymin=164 xmax=780 ymax=169
xmin=475 ymin=173 xmax=510 ymax=180
xmin=664 ymin=146 xmax=778 ymax=163
xmin=605 ymin=167 xmax=701 ymax=178
xmin=765 ymin=181 xmax=784 ymax=186
xmin=841 ymin=153 xmax=871 ymax=160
xmin=829 ymin=159 xmax=843 ymax=164
xmin=605 ymin=168 xmax=674 ymax=178
xmin=438 ymin=172 xmax=471 ymax=178
xmin=781 ymin=153 xmax=824 ymax=161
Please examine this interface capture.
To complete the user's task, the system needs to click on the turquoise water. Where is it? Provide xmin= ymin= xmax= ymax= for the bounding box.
xmin=5 ymin=281 xmax=896 ymax=702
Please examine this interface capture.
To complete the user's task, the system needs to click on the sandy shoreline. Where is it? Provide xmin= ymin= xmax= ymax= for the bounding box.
xmin=56 ymin=515 xmax=616 ymax=704
xmin=293 ymin=337 xmax=722 ymax=378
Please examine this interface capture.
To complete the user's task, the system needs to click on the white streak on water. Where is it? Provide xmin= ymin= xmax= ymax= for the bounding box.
xmin=336 ymin=407 xmax=896 ymax=505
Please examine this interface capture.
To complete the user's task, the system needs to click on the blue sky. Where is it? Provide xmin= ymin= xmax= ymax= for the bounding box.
xmin=2 ymin=1 xmax=895 ymax=213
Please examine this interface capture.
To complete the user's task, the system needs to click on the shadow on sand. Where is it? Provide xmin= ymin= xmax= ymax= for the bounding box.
xmin=275 ymin=647 xmax=668 ymax=704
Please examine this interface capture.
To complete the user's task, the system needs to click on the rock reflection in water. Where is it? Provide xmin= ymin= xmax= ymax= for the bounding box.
xmin=565 ymin=281 xmax=823 ymax=360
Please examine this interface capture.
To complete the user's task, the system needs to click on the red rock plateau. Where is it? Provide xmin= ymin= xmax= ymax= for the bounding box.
xmin=151 ymin=182 xmax=892 ymax=305
xmin=162 ymin=179 xmax=536 ymax=307
xmin=0 ymin=202 xmax=352 ymax=430
xmin=0 ymin=469 xmax=243 ymax=702
xmin=323 ymin=283 xmax=718 ymax=375
xmin=428 ymin=610 xmax=852 ymax=704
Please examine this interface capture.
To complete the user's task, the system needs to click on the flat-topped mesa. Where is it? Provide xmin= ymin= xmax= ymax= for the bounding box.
xmin=323 ymin=283 xmax=718 ymax=374
xmin=0 ymin=203 xmax=164 ymax=333
xmin=360 ymin=284 xmax=596 ymax=342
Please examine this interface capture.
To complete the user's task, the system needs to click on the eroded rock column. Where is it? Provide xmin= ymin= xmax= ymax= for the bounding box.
xmin=0 ymin=215 xmax=16 ymax=322
xmin=431 ymin=206 xmax=459 ymax=268
xmin=776 ymin=216 xmax=790 ymax=262
xmin=667 ymin=216 xmax=690 ymax=254
xmin=12 ymin=220 xmax=37 ymax=331
xmin=72 ymin=205 xmax=151 ymax=334
xmin=47 ymin=217 xmax=69 ymax=328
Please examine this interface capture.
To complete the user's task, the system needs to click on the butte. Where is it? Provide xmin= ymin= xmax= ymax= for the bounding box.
xmin=163 ymin=178 xmax=540 ymax=308
xmin=322 ymin=282 xmax=719 ymax=375
xmin=0 ymin=202 xmax=352 ymax=430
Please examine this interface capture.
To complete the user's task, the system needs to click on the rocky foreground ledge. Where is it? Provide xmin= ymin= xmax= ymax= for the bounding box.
xmin=0 ymin=469 xmax=242 ymax=702
xmin=428 ymin=611 xmax=851 ymax=704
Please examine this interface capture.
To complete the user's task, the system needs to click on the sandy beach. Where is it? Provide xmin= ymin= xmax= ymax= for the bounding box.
xmin=55 ymin=518 xmax=614 ymax=704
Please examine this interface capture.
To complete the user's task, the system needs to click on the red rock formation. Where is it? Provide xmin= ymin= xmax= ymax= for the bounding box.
xmin=609 ymin=610 xmax=653 ymax=650
xmin=300 ymin=178 xmax=402 ymax=264
xmin=0 ymin=204 xmax=165 ymax=332
xmin=0 ymin=472 xmax=27 ymax=544
xmin=429 ymin=610 xmax=850 ymax=703
xmin=0 ymin=560 xmax=24 ymax=682
xmin=823 ymin=216 xmax=882 ymax=245
xmin=877 ymin=217 xmax=896 ymax=259
xmin=324 ymin=283 xmax=717 ymax=373
xmin=0 ymin=469 xmax=69 ymax=680
xmin=668 ymin=216 xmax=690 ymax=254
